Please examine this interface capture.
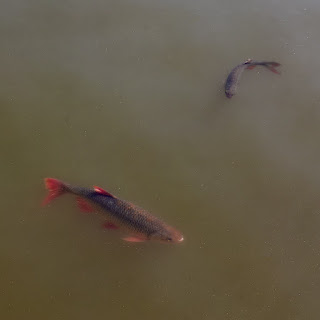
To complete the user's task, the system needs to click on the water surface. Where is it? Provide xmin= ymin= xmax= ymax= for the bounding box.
xmin=1 ymin=0 xmax=320 ymax=319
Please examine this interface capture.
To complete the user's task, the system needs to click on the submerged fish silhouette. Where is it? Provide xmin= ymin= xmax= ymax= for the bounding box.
xmin=42 ymin=178 xmax=184 ymax=243
xmin=225 ymin=59 xmax=281 ymax=98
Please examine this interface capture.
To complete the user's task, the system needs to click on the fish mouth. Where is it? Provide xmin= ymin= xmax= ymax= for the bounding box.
xmin=178 ymin=236 xmax=184 ymax=242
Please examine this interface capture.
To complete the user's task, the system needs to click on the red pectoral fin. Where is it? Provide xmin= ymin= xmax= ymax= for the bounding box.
xmin=93 ymin=186 xmax=116 ymax=198
xmin=246 ymin=65 xmax=256 ymax=70
xmin=76 ymin=197 xmax=94 ymax=213
xmin=122 ymin=236 xmax=146 ymax=243
xmin=102 ymin=222 xmax=119 ymax=230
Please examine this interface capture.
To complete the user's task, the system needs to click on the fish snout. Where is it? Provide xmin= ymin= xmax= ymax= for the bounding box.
xmin=178 ymin=235 xmax=184 ymax=242
xmin=151 ymin=228 xmax=184 ymax=243
xmin=171 ymin=231 xmax=184 ymax=243
xmin=225 ymin=92 xmax=233 ymax=99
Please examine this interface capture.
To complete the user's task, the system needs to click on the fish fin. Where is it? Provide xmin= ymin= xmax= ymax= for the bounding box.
xmin=42 ymin=178 xmax=67 ymax=206
xmin=246 ymin=65 xmax=256 ymax=70
xmin=93 ymin=186 xmax=116 ymax=198
xmin=265 ymin=65 xmax=281 ymax=74
xmin=76 ymin=197 xmax=94 ymax=212
xmin=269 ymin=62 xmax=281 ymax=67
xmin=123 ymin=236 xmax=146 ymax=243
xmin=102 ymin=222 xmax=119 ymax=229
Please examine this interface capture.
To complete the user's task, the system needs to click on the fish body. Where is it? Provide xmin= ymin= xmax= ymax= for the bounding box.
xmin=225 ymin=59 xmax=281 ymax=98
xmin=43 ymin=178 xmax=184 ymax=243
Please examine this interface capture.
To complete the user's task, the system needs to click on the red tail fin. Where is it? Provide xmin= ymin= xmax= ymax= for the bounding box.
xmin=266 ymin=65 xmax=281 ymax=74
xmin=42 ymin=178 xmax=67 ymax=206
xmin=264 ymin=62 xmax=281 ymax=74
xmin=268 ymin=62 xmax=281 ymax=67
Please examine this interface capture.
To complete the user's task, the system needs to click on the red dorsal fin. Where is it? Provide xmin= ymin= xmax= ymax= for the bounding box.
xmin=93 ymin=186 xmax=116 ymax=198
xmin=77 ymin=197 xmax=94 ymax=213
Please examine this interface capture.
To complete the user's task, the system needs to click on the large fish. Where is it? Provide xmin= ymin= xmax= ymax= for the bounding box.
xmin=225 ymin=59 xmax=281 ymax=98
xmin=42 ymin=178 xmax=184 ymax=243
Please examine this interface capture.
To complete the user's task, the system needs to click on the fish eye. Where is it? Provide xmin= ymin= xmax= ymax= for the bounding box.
xmin=166 ymin=237 xmax=173 ymax=242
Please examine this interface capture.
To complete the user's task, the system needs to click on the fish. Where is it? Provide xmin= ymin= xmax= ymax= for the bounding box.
xmin=42 ymin=178 xmax=184 ymax=243
xmin=225 ymin=58 xmax=281 ymax=98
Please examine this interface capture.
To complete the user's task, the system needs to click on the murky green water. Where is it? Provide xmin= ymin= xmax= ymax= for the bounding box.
xmin=1 ymin=0 xmax=320 ymax=319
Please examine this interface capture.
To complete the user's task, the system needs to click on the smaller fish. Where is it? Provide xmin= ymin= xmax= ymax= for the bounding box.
xmin=225 ymin=59 xmax=281 ymax=98
xmin=42 ymin=178 xmax=184 ymax=244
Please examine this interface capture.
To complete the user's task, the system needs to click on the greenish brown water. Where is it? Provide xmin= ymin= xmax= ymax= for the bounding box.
xmin=1 ymin=0 xmax=320 ymax=319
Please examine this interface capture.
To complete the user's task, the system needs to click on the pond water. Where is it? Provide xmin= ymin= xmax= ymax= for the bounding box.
xmin=1 ymin=0 xmax=320 ymax=319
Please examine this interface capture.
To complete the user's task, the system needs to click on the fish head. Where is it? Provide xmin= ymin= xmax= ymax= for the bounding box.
xmin=150 ymin=226 xmax=184 ymax=244
xmin=225 ymin=91 xmax=233 ymax=99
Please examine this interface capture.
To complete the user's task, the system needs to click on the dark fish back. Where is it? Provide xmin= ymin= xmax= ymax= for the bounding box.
xmin=249 ymin=60 xmax=280 ymax=66
xmin=88 ymin=193 xmax=164 ymax=236
xmin=225 ymin=64 xmax=247 ymax=98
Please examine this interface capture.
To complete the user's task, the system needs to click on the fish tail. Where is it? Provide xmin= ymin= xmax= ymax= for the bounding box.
xmin=42 ymin=178 xmax=68 ymax=206
xmin=265 ymin=65 xmax=281 ymax=74
xmin=268 ymin=62 xmax=281 ymax=67
xmin=263 ymin=62 xmax=281 ymax=74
